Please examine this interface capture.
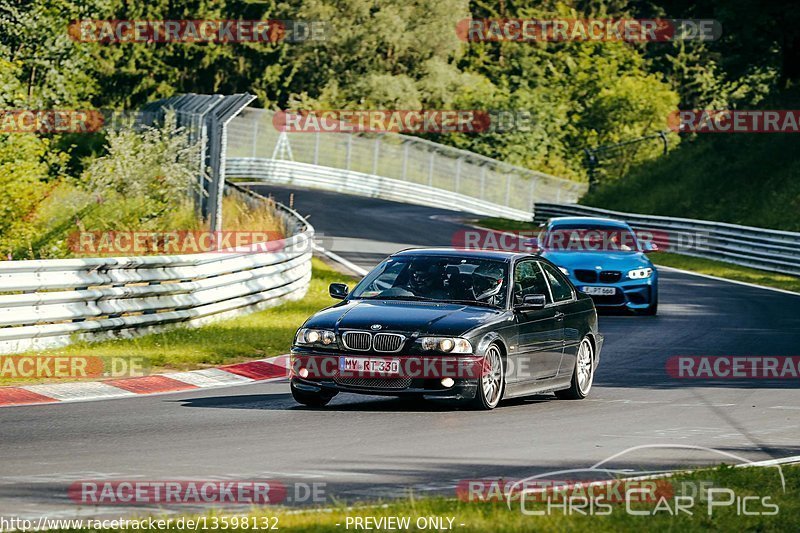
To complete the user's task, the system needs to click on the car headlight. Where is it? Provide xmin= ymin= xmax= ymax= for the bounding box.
xmin=295 ymin=328 xmax=337 ymax=347
xmin=557 ymin=266 xmax=569 ymax=276
xmin=627 ymin=267 xmax=653 ymax=279
xmin=419 ymin=337 xmax=472 ymax=354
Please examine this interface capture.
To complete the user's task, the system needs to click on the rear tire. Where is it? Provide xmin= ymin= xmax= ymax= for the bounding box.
xmin=291 ymin=382 xmax=335 ymax=407
xmin=555 ymin=337 xmax=594 ymax=400
xmin=469 ymin=343 xmax=505 ymax=410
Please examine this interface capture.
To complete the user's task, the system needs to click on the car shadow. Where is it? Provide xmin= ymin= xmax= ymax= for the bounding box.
xmin=172 ymin=392 xmax=555 ymax=412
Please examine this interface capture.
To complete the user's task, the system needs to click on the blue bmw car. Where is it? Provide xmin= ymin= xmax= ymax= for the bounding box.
xmin=535 ymin=217 xmax=659 ymax=315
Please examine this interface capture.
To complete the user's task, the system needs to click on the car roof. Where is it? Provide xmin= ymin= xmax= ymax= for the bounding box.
xmin=391 ymin=247 xmax=528 ymax=261
xmin=547 ymin=216 xmax=632 ymax=228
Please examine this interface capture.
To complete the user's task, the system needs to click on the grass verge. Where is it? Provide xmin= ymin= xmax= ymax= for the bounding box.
xmin=474 ymin=218 xmax=800 ymax=294
xmin=0 ymin=259 xmax=354 ymax=386
xmin=648 ymin=252 xmax=800 ymax=293
xmin=47 ymin=464 xmax=799 ymax=532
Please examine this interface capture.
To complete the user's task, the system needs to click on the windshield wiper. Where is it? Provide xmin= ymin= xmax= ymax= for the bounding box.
xmin=360 ymin=295 xmax=432 ymax=301
xmin=442 ymin=299 xmax=499 ymax=308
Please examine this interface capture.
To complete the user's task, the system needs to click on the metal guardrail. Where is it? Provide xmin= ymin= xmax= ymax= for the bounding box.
xmin=0 ymin=189 xmax=313 ymax=355
xmin=534 ymin=203 xmax=800 ymax=276
xmin=227 ymin=158 xmax=535 ymax=220
xmin=226 ymin=108 xmax=588 ymax=221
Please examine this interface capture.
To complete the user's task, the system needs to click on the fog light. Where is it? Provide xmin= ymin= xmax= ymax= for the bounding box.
xmin=441 ymin=377 xmax=454 ymax=388
xmin=298 ymin=367 xmax=309 ymax=378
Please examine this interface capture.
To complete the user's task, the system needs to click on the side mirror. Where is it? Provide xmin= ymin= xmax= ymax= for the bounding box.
xmin=329 ymin=283 xmax=349 ymax=300
xmin=642 ymin=241 xmax=659 ymax=253
xmin=517 ymin=293 xmax=547 ymax=310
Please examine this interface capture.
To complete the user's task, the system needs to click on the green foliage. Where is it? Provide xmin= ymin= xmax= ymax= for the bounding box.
xmin=0 ymin=0 xmax=100 ymax=108
xmin=582 ymin=119 xmax=800 ymax=232
xmin=82 ymin=112 xmax=200 ymax=205
xmin=0 ymin=134 xmax=55 ymax=250
xmin=1 ymin=115 xmax=205 ymax=259
xmin=0 ymin=0 xmax=796 ymax=252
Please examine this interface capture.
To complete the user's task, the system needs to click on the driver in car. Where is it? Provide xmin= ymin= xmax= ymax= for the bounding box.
xmin=406 ymin=261 xmax=449 ymax=299
xmin=471 ymin=263 xmax=505 ymax=306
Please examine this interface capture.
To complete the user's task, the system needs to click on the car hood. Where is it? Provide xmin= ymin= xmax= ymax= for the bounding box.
xmin=304 ymin=299 xmax=507 ymax=337
xmin=541 ymin=250 xmax=653 ymax=271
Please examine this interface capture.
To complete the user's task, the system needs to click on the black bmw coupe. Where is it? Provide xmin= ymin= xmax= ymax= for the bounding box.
xmin=290 ymin=249 xmax=603 ymax=409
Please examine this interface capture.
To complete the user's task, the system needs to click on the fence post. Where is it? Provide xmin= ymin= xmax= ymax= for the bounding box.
xmin=529 ymin=178 xmax=536 ymax=212
xmin=251 ymin=115 xmax=259 ymax=157
xmin=455 ymin=157 xmax=462 ymax=193
xmin=345 ymin=134 xmax=352 ymax=170
xmin=373 ymin=136 xmax=381 ymax=175
xmin=313 ymin=131 xmax=320 ymax=165
xmin=428 ymin=150 xmax=435 ymax=186
xmin=505 ymin=174 xmax=511 ymax=206
xmin=480 ymin=165 xmax=486 ymax=199
xmin=402 ymin=142 xmax=408 ymax=180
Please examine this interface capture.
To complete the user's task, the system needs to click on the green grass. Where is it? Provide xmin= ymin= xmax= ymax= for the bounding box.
xmin=0 ymin=259 xmax=354 ymax=385
xmin=46 ymin=464 xmax=799 ymax=532
xmin=476 ymin=217 xmax=543 ymax=233
xmin=648 ymin=252 xmax=800 ymax=293
xmin=474 ymin=218 xmax=800 ymax=294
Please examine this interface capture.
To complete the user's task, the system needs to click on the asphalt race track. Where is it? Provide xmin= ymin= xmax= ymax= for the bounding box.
xmin=1 ymin=185 xmax=799 ymax=519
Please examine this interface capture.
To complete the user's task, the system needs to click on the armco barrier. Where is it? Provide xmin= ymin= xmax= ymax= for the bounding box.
xmin=0 ymin=192 xmax=313 ymax=355
xmin=534 ymin=203 xmax=800 ymax=276
xmin=227 ymin=157 xmax=535 ymax=220
xmin=226 ymin=108 xmax=589 ymax=221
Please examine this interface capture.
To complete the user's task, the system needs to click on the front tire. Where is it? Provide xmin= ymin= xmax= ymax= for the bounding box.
xmin=291 ymin=381 xmax=335 ymax=407
xmin=555 ymin=337 xmax=594 ymax=400
xmin=470 ymin=343 xmax=505 ymax=410
xmin=640 ymin=301 xmax=658 ymax=316
xmin=638 ymin=288 xmax=658 ymax=316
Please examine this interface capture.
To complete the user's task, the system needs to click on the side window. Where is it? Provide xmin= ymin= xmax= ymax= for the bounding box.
xmin=514 ymin=260 xmax=550 ymax=303
xmin=541 ymin=263 xmax=573 ymax=303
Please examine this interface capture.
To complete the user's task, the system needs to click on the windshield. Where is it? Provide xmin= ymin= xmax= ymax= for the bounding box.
xmin=350 ymin=255 xmax=508 ymax=308
xmin=544 ymin=224 xmax=640 ymax=252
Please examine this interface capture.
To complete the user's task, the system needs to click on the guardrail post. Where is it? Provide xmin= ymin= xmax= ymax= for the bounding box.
xmin=313 ymin=131 xmax=320 ymax=165
xmin=345 ymin=135 xmax=352 ymax=170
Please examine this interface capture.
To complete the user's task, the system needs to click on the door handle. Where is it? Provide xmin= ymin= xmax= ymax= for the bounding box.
xmin=554 ymin=311 xmax=565 ymax=321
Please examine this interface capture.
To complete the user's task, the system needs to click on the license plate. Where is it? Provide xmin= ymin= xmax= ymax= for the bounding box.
xmin=339 ymin=356 xmax=400 ymax=375
xmin=582 ymin=286 xmax=617 ymax=296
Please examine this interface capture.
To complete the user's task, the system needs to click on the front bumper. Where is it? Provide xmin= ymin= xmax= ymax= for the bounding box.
xmin=289 ymin=351 xmax=483 ymax=400
xmin=574 ymin=279 xmax=656 ymax=310
xmin=291 ymin=376 xmax=478 ymax=401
